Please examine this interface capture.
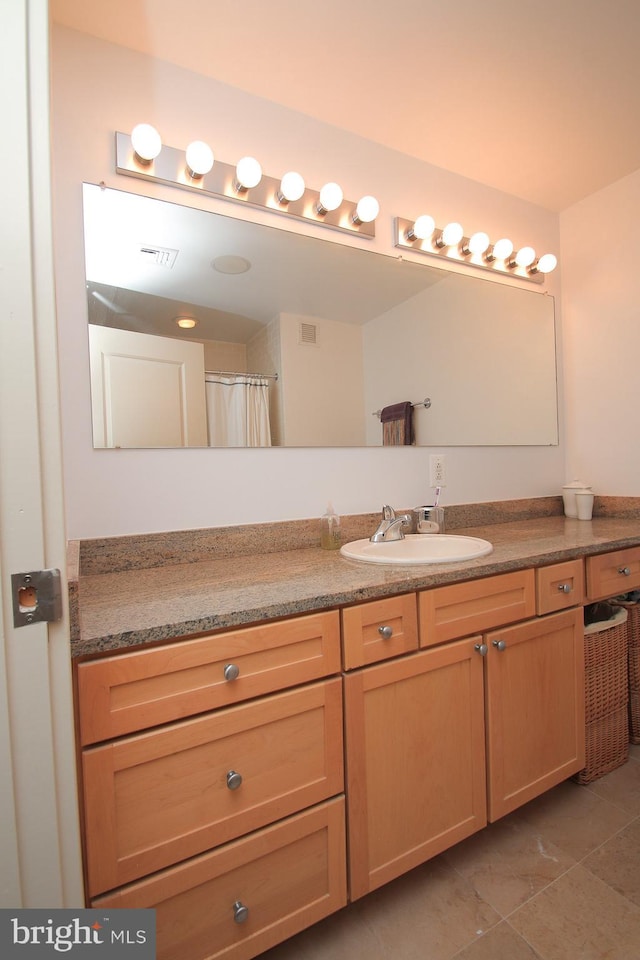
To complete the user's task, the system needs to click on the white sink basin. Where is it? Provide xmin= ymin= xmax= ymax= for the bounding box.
xmin=340 ymin=534 xmax=493 ymax=565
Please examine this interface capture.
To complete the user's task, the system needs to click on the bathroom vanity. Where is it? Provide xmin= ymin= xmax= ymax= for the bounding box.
xmin=69 ymin=509 xmax=640 ymax=960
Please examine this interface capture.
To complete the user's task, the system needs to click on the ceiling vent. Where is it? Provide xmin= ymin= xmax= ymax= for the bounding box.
xmin=298 ymin=321 xmax=318 ymax=346
xmin=138 ymin=245 xmax=179 ymax=268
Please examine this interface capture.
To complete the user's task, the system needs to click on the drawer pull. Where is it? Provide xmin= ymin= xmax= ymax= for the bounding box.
xmin=558 ymin=583 xmax=572 ymax=594
xmin=223 ymin=663 xmax=240 ymax=681
xmin=474 ymin=643 xmax=488 ymax=656
xmin=226 ymin=770 xmax=243 ymax=790
xmin=619 ymin=566 xmax=632 ymax=577
xmin=492 ymin=639 xmax=507 ymax=652
xmin=233 ymin=901 xmax=249 ymax=924
xmin=378 ymin=625 xmax=393 ymax=639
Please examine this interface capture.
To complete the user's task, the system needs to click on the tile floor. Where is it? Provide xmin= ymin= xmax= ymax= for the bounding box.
xmin=260 ymin=744 xmax=640 ymax=960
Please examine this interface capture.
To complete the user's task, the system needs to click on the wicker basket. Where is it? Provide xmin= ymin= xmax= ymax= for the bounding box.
xmin=613 ymin=601 xmax=640 ymax=743
xmin=574 ymin=705 xmax=630 ymax=784
xmin=574 ymin=607 xmax=629 ymax=784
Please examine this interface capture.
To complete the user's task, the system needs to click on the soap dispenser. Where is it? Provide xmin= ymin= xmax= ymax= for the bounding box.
xmin=320 ymin=503 xmax=342 ymax=550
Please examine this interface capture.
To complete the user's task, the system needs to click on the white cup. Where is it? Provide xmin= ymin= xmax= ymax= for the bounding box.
xmin=575 ymin=491 xmax=594 ymax=520
xmin=562 ymin=480 xmax=591 ymax=518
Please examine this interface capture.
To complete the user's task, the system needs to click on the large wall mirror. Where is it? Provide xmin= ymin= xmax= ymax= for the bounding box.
xmin=82 ymin=183 xmax=558 ymax=449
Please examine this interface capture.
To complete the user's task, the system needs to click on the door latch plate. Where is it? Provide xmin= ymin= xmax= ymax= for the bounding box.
xmin=11 ymin=569 xmax=62 ymax=627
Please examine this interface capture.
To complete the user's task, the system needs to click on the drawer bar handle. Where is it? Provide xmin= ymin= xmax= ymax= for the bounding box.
xmin=492 ymin=639 xmax=507 ymax=652
xmin=226 ymin=770 xmax=243 ymax=790
xmin=558 ymin=583 xmax=572 ymax=594
xmin=619 ymin=566 xmax=632 ymax=577
xmin=474 ymin=643 xmax=488 ymax=656
xmin=233 ymin=901 xmax=249 ymax=924
xmin=224 ymin=663 xmax=240 ymax=681
xmin=378 ymin=625 xmax=393 ymax=639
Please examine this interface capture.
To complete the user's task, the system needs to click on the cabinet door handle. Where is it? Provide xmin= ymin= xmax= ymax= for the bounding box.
xmin=378 ymin=625 xmax=393 ymax=639
xmin=618 ymin=566 xmax=632 ymax=576
xmin=492 ymin=639 xmax=507 ymax=652
xmin=224 ymin=663 xmax=240 ymax=681
xmin=558 ymin=583 xmax=572 ymax=594
xmin=226 ymin=770 xmax=243 ymax=790
xmin=474 ymin=642 xmax=488 ymax=656
xmin=233 ymin=901 xmax=249 ymax=924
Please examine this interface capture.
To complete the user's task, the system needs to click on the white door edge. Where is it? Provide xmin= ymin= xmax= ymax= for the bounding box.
xmin=0 ymin=0 xmax=84 ymax=907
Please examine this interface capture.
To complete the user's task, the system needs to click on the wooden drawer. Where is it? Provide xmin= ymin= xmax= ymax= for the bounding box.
xmin=82 ymin=678 xmax=344 ymax=896
xmin=586 ymin=546 xmax=640 ymax=601
xmin=77 ymin=611 xmax=341 ymax=745
xmin=92 ymin=798 xmax=347 ymax=960
xmin=341 ymin=593 xmax=418 ymax=669
xmin=419 ymin=570 xmax=536 ymax=647
xmin=536 ymin=559 xmax=585 ymax=615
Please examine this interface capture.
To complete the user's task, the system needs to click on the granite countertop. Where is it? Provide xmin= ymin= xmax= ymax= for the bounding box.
xmin=70 ymin=514 xmax=640 ymax=658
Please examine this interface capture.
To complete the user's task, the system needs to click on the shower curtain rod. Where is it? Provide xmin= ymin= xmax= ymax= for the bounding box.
xmin=205 ymin=370 xmax=279 ymax=381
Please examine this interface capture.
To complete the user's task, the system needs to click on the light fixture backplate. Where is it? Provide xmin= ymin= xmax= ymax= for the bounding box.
xmin=394 ymin=217 xmax=545 ymax=284
xmin=116 ymin=133 xmax=375 ymax=238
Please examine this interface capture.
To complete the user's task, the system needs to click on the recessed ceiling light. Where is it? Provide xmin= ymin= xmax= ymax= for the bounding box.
xmin=212 ymin=255 xmax=251 ymax=275
xmin=175 ymin=316 xmax=197 ymax=329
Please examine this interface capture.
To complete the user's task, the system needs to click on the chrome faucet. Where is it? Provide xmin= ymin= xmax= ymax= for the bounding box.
xmin=369 ymin=505 xmax=412 ymax=543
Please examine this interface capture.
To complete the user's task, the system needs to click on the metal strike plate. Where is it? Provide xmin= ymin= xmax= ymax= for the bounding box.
xmin=11 ymin=569 xmax=62 ymax=627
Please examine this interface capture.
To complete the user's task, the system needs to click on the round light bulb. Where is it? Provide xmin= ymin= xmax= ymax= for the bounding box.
xmin=175 ymin=316 xmax=197 ymax=329
xmin=442 ymin=221 xmax=464 ymax=246
xmin=131 ymin=123 xmax=162 ymax=162
xmin=279 ymin=171 xmax=305 ymax=203
xmin=318 ymin=182 xmax=343 ymax=213
xmin=467 ymin=231 xmax=490 ymax=255
xmin=409 ymin=215 xmax=435 ymax=241
xmin=185 ymin=140 xmax=214 ymax=178
xmin=354 ymin=195 xmax=379 ymax=224
xmin=515 ymin=246 xmax=536 ymax=267
xmin=235 ymin=156 xmax=262 ymax=190
xmin=492 ymin=238 xmax=514 ymax=260
xmin=536 ymin=253 xmax=557 ymax=274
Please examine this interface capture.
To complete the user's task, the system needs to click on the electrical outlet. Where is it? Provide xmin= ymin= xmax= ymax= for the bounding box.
xmin=429 ymin=454 xmax=446 ymax=487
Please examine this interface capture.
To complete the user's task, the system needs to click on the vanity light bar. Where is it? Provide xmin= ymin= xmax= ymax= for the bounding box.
xmin=394 ymin=217 xmax=557 ymax=284
xmin=115 ymin=131 xmax=377 ymax=238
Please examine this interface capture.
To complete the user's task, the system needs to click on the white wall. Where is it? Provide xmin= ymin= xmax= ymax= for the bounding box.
xmin=51 ymin=26 xmax=564 ymax=539
xmin=560 ymin=168 xmax=640 ymax=496
xmin=279 ymin=313 xmax=365 ymax=446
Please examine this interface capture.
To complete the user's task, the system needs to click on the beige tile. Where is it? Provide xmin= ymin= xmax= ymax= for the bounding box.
xmin=443 ymin=811 xmax=574 ymax=916
xmin=452 ymin=921 xmax=543 ymax=960
xmin=358 ymin=857 xmax=501 ymax=960
xmin=583 ymin=816 xmax=640 ymax=908
xmin=515 ymin=778 xmax=634 ymax=860
xmin=509 ymin=864 xmax=640 ymax=960
xmin=257 ymin=904 xmax=387 ymax=960
xmin=584 ymin=755 xmax=640 ymax=816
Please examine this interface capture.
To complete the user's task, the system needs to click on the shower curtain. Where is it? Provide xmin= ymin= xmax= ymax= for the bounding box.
xmin=205 ymin=375 xmax=272 ymax=447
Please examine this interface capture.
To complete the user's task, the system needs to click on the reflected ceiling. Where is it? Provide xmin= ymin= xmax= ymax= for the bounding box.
xmin=83 ymin=185 xmax=445 ymax=343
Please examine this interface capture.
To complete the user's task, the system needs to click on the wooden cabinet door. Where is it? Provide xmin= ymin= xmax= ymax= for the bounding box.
xmin=536 ymin=560 xmax=585 ymax=615
xmin=83 ymin=678 xmax=343 ymax=896
xmin=485 ymin=608 xmax=585 ymax=822
xmin=93 ymin=798 xmax=347 ymax=960
xmin=341 ymin=593 xmax=418 ymax=669
xmin=344 ymin=639 xmax=487 ymax=900
xmin=586 ymin=546 xmax=640 ymax=601
xmin=77 ymin=611 xmax=341 ymax=745
xmin=419 ymin=570 xmax=536 ymax=647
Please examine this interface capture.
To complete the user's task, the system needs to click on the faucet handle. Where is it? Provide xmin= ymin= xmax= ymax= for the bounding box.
xmin=381 ymin=505 xmax=396 ymax=520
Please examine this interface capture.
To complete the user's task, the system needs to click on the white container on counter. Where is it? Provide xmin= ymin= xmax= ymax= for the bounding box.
xmin=575 ymin=491 xmax=595 ymax=520
xmin=562 ymin=480 xmax=592 ymax=518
